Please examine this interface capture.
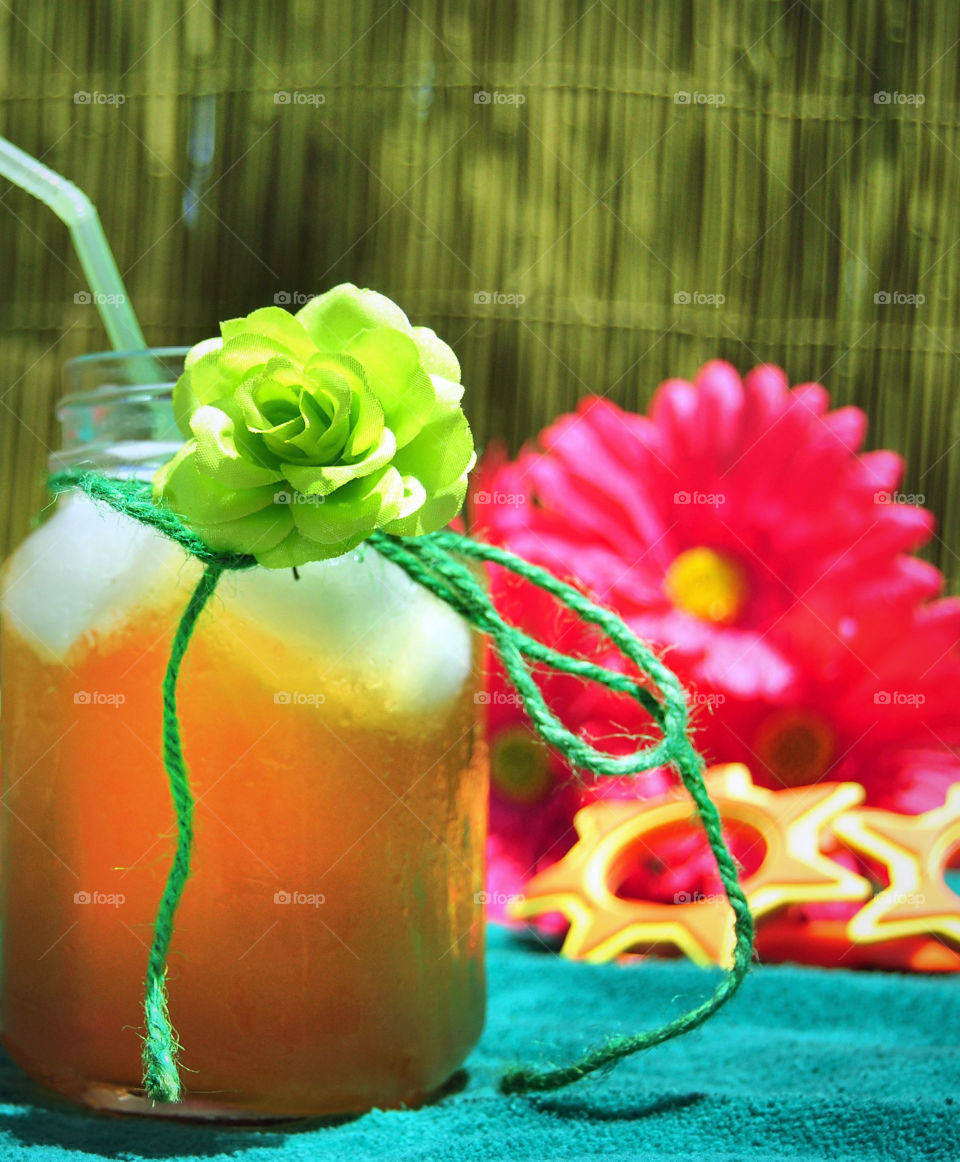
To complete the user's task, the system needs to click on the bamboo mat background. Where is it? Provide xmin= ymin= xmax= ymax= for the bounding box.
xmin=1 ymin=1 xmax=958 ymax=588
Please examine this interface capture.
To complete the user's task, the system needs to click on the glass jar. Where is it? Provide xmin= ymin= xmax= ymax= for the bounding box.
xmin=0 ymin=350 xmax=488 ymax=1119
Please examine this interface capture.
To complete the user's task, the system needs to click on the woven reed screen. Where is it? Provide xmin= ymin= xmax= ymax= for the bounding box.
xmin=1 ymin=1 xmax=958 ymax=586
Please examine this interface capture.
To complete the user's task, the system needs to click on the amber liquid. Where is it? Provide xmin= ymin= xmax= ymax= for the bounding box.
xmin=0 ymin=572 xmax=487 ymax=1118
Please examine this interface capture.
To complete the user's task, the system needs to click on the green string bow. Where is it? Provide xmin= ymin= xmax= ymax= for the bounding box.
xmin=48 ymin=470 xmax=754 ymax=1103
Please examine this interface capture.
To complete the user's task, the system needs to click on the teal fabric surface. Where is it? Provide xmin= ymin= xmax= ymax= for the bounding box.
xmin=0 ymin=924 xmax=957 ymax=1161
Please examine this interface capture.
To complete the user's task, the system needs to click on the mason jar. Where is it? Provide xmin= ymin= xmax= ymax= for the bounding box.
xmin=0 ymin=349 xmax=488 ymax=1119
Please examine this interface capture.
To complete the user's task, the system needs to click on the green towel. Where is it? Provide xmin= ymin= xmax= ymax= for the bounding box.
xmin=0 ymin=925 xmax=956 ymax=1160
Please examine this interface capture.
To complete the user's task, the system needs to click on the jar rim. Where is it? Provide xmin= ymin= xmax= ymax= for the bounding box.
xmin=55 ymin=348 xmax=190 ymax=477
xmin=61 ymin=347 xmax=191 ymax=405
xmin=64 ymin=346 xmax=192 ymax=370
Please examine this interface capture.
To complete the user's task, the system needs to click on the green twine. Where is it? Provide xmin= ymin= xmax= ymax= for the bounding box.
xmin=48 ymin=470 xmax=257 ymax=572
xmin=49 ymin=470 xmax=754 ymax=1103
xmin=140 ymin=560 xmax=223 ymax=1103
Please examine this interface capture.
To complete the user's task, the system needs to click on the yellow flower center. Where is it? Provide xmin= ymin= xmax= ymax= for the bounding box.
xmin=663 ymin=547 xmax=747 ymax=624
xmin=755 ymin=710 xmax=835 ymax=787
xmin=491 ymin=728 xmax=553 ymax=804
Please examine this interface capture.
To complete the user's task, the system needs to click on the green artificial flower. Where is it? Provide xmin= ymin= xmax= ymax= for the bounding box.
xmin=154 ymin=284 xmax=476 ymax=566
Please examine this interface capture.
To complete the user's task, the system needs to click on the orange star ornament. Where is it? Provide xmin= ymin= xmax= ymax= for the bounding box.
xmin=509 ymin=764 xmax=871 ymax=967
xmin=832 ymin=783 xmax=960 ymax=947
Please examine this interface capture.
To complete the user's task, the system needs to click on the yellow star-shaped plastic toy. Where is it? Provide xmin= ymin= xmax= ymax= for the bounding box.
xmin=831 ymin=783 xmax=960 ymax=946
xmin=509 ymin=764 xmax=871 ymax=968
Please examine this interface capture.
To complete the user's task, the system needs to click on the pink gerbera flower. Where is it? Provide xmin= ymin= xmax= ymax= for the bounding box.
xmin=477 ymin=361 xmax=941 ymax=698
xmin=475 ymin=360 xmax=960 ymax=929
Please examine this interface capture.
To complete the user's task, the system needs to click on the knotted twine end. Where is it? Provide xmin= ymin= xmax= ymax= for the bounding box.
xmin=141 ymin=977 xmax=183 ymax=1103
xmin=49 ymin=471 xmax=755 ymax=1104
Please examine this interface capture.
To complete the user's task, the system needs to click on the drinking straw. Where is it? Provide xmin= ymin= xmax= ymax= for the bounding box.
xmin=0 ymin=135 xmax=147 ymax=351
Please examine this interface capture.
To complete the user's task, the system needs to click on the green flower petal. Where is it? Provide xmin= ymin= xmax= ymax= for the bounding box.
xmin=154 ymin=443 xmax=281 ymax=523
xmin=235 ymin=362 xmax=301 ymax=428
xmin=185 ymin=336 xmax=222 ymax=372
xmin=393 ymin=474 xmax=427 ymax=521
xmin=411 ymin=326 xmax=461 ymax=383
xmin=255 ymin=527 xmax=370 ymax=568
xmin=295 ymin=283 xmax=411 ymax=350
xmin=190 ymin=406 xmax=284 ymax=488
xmin=303 ymin=365 xmax=352 ymax=421
xmin=173 ymin=342 xmax=224 ymax=435
xmin=293 ymin=385 xmax=350 ymax=462
xmin=346 ymin=395 xmax=385 ymax=461
xmin=392 ymin=405 xmax=475 ymax=492
xmin=221 ymin=307 xmax=314 ymax=361
xmin=193 ymin=503 xmax=295 ymax=554
xmin=344 ymin=328 xmax=435 ymax=448
xmin=302 ymin=351 xmax=368 ymax=394
xmin=431 ymin=373 xmax=465 ymax=407
xmin=382 ymin=469 xmax=472 ymax=538
xmin=290 ymin=466 xmax=405 ymax=545
xmin=281 ymin=428 xmax=397 ymax=495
